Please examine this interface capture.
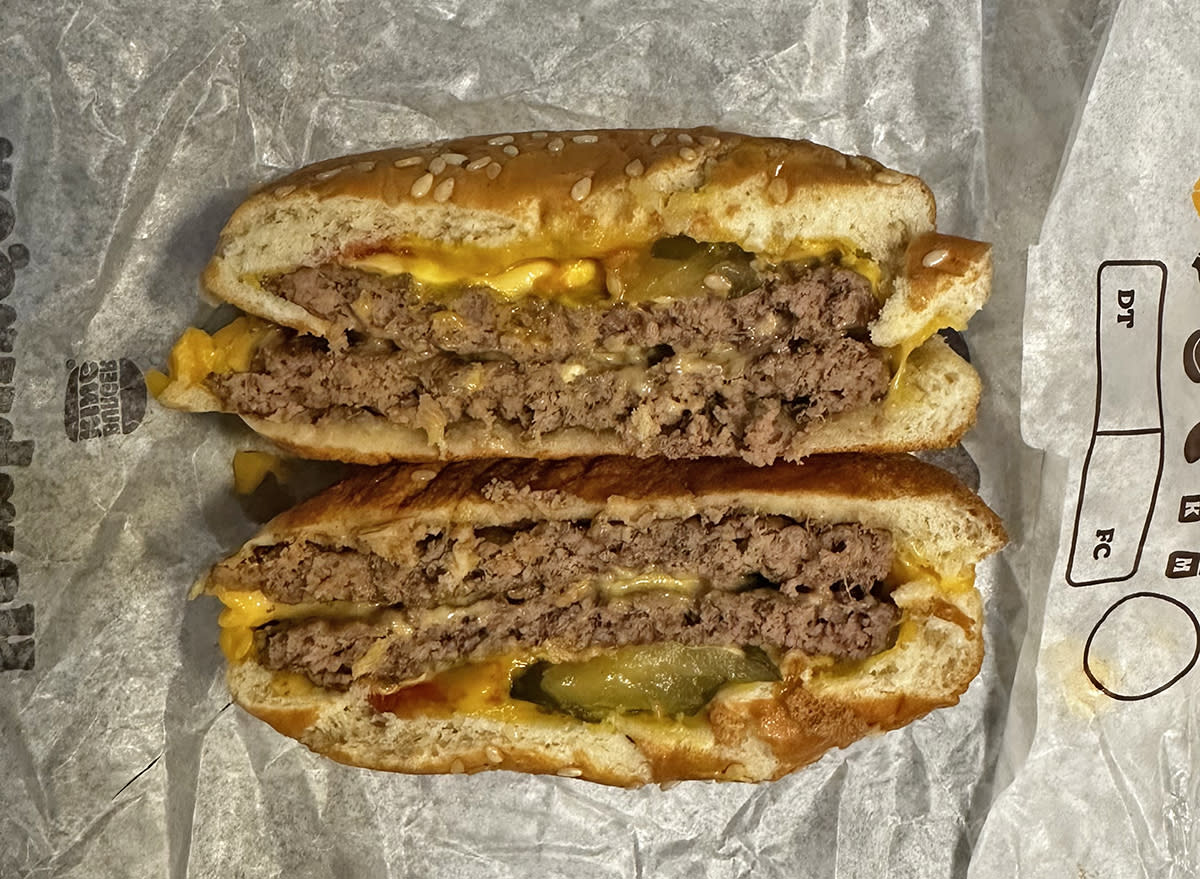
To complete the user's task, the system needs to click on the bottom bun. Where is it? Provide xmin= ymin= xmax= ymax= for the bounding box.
xmin=226 ymin=575 xmax=983 ymax=786
xmin=162 ymin=336 xmax=979 ymax=466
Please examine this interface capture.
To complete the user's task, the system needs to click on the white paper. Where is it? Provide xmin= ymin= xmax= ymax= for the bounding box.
xmin=973 ymin=1 xmax=1200 ymax=874
xmin=0 ymin=0 xmax=1139 ymax=875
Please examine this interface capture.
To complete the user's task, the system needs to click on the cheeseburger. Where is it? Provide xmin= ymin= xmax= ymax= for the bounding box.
xmin=202 ymin=454 xmax=1005 ymax=785
xmin=152 ymin=128 xmax=991 ymax=464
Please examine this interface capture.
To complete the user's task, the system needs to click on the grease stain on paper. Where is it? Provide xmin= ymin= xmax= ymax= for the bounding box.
xmin=1045 ymin=639 xmax=1109 ymax=720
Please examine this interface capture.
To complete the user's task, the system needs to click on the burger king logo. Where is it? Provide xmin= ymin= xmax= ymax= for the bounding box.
xmin=63 ymin=358 xmax=147 ymax=441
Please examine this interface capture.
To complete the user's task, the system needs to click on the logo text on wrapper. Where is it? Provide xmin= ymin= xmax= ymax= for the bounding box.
xmin=1070 ymin=258 xmax=1200 ymax=701
xmin=0 ymin=137 xmax=34 ymax=672
xmin=63 ymin=359 xmax=147 ymax=441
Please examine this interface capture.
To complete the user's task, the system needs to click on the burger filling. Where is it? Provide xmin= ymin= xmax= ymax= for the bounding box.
xmin=201 ymin=239 xmax=888 ymax=465
xmin=213 ymin=513 xmax=900 ymax=719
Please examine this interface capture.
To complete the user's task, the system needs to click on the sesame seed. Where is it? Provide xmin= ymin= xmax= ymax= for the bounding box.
xmin=570 ymin=176 xmax=592 ymax=201
xmin=530 ymin=131 xmax=548 ymax=139
xmin=650 ymin=132 xmax=667 ymax=147
xmin=392 ymin=156 xmax=422 ymax=168
xmin=605 ymin=271 xmax=624 ymax=298
xmin=441 ymin=152 xmax=468 ymax=165
xmin=548 ymin=137 xmax=564 ymax=153
xmin=410 ymin=469 xmax=437 ymax=484
xmin=487 ymin=134 xmax=514 ymax=145
xmin=273 ymin=184 xmax=296 ymax=197
xmin=676 ymin=132 xmax=694 ymax=145
xmin=410 ymin=172 xmax=434 ymax=197
xmin=557 ymin=767 xmax=583 ymax=778
xmin=503 ymin=144 xmax=519 ymax=157
xmin=698 ymin=135 xmax=720 ymax=147
xmin=450 ymin=759 xmax=466 ymax=774
xmin=428 ymin=156 xmax=447 ymax=175
xmin=624 ymin=159 xmax=644 ymax=177
xmin=486 ymin=162 xmax=502 ymax=179
xmin=767 ymin=177 xmax=788 ymax=203
xmin=314 ymin=166 xmax=344 ymax=181
xmin=466 ymin=156 xmax=492 ymax=171
xmin=703 ymin=273 xmax=733 ymax=293
xmin=485 ymin=747 xmax=503 ymax=764
xmin=572 ymin=134 xmax=598 ymax=144
xmin=678 ymin=147 xmax=697 ymax=161
xmin=874 ymin=170 xmax=904 ymax=185
xmin=355 ymin=160 xmax=376 ymax=172
xmin=433 ymin=178 xmax=455 ymax=202
xmin=922 ymin=248 xmax=950 ymax=268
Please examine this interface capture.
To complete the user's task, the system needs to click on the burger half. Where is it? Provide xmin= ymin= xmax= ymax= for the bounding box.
xmin=202 ymin=454 xmax=1005 ymax=785
xmin=152 ymin=128 xmax=991 ymax=465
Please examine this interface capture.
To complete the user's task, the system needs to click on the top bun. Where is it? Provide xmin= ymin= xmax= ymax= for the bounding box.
xmin=203 ymin=128 xmax=980 ymax=348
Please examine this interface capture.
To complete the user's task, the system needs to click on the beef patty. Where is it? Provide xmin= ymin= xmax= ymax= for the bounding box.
xmin=226 ymin=513 xmax=900 ymax=689
xmin=208 ymin=262 xmax=888 ymax=465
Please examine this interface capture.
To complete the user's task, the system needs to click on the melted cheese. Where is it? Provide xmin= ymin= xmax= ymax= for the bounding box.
xmin=155 ymin=316 xmax=277 ymax=390
xmin=214 ymin=588 xmax=384 ymax=662
xmin=144 ymin=369 xmax=170 ymax=397
xmin=347 ymin=254 xmax=604 ymax=303
xmin=887 ymin=312 xmax=959 ymax=392
xmin=597 ymin=571 xmax=705 ymax=598
xmin=367 ymin=654 xmax=553 ymax=726
xmin=232 ymin=450 xmax=287 ymax=495
xmin=340 ymin=237 xmax=880 ymax=307
xmin=780 ymin=238 xmax=882 ymax=294
xmin=890 ymin=550 xmax=974 ymax=595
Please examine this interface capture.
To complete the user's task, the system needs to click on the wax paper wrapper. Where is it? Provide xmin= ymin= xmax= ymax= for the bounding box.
xmin=0 ymin=0 xmax=1126 ymax=875
xmin=969 ymin=0 xmax=1200 ymax=874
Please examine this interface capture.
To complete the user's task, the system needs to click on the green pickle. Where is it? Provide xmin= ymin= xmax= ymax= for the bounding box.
xmin=511 ymin=643 xmax=780 ymax=721
xmin=636 ymin=238 xmax=758 ymax=300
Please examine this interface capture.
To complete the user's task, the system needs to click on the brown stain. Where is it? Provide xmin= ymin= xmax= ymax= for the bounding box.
xmin=904 ymin=232 xmax=992 ymax=311
xmin=368 ymin=680 xmax=454 ymax=718
xmin=751 ymin=686 xmax=871 ymax=771
xmin=929 ymin=597 xmax=975 ymax=631
xmin=638 ymin=742 xmax=752 ymax=784
xmin=245 ymin=701 xmax=321 ymax=742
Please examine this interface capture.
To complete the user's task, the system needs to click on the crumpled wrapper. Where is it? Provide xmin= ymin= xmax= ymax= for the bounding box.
xmin=2 ymin=0 xmax=1180 ymax=874
xmin=971 ymin=1 xmax=1200 ymax=874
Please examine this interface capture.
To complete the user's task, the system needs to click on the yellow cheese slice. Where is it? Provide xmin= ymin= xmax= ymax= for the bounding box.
xmin=342 ymin=237 xmax=879 ymax=306
xmin=214 ymin=587 xmax=385 ymax=662
xmin=232 ymin=450 xmax=287 ymax=495
xmin=153 ymin=316 xmax=278 ymax=393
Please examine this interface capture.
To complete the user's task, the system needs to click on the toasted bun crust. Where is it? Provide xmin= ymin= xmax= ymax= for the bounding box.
xmin=211 ymin=454 xmax=1005 ymax=785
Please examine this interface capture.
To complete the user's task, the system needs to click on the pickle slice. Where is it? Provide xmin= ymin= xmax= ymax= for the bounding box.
xmin=511 ymin=643 xmax=780 ymax=721
xmin=616 ymin=238 xmax=757 ymax=301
